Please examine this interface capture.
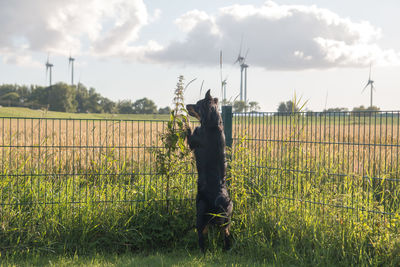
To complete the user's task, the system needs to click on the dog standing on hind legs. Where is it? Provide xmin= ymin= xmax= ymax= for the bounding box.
xmin=186 ymin=89 xmax=233 ymax=252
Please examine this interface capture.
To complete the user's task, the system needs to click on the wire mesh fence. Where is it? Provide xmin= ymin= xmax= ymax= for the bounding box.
xmin=231 ymin=110 xmax=400 ymax=220
xmin=0 ymin=117 xmax=197 ymax=208
xmin=1 ymin=110 xmax=399 ymax=222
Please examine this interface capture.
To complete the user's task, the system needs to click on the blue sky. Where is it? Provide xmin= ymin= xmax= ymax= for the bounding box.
xmin=1 ymin=0 xmax=400 ymax=111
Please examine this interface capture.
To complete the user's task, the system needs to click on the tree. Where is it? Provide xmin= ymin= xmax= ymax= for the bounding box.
xmin=75 ymin=83 xmax=90 ymax=113
xmin=277 ymin=102 xmax=287 ymax=113
xmin=248 ymin=101 xmax=260 ymax=112
xmin=132 ymin=98 xmax=157 ymax=114
xmin=86 ymin=88 xmax=103 ymax=113
xmin=0 ymin=92 xmax=20 ymax=102
xmin=29 ymin=86 xmax=49 ymax=107
xmin=352 ymin=105 xmax=380 ymax=117
xmin=221 ymin=99 xmax=232 ymax=106
xmin=277 ymin=100 xmax=299 ymax=115
xmin=100 ymin=97 xmax=116 ymax=113
xmin=16 ymin=85 xmax=30 ymax=103
xmin=47 ymin=83 xmax=77 ymax=112
xmin=323 ymin=107 xmax=348 ymax=112
xmin=117 ymin=100 xmax=134 ymax=114
xmin=322 ymin=107 xmax=348 ymax=116
xmin=0 ymin=84 xmax=31 ymax=106
xmin=158 ymin=106 xmax=171 ymax=114
xmin=233 ymin=100 xmax=246 ymax=112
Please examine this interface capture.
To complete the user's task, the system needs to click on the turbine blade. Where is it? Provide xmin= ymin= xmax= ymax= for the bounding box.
xmin=234 ymin=35 xmax=244 ymax=64
xmin=220 ymin=50 xmax=222 ymax=69
xmin=233 ymin=93 xmax=240 ymax=102
xmin=244 ymin=48 xmax=249 ymax=61
xmin=362 ymin=83 xmax=369 ymax=93
xmin=369 ymin=63 xmax=372 ymax=80
xmin=199 ymin=80 xmax=204 ymax=98
xmin=239 ymin=35 xmax=243 ymax=56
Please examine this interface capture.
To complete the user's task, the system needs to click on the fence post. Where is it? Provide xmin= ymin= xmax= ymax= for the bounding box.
xmin=222 ymin=106 xmax=233 ymax=148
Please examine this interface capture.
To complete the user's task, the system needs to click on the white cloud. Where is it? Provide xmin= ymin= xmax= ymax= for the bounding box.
xmin=147 ymin=1 xmax=400 ymax=69
xmin=1 ymin=1 xmax=399 ymax=70
xmin=0 ymin=0 xmax=154 ymax=65
xmin=0 ymin=48 xmax=41 ymax=68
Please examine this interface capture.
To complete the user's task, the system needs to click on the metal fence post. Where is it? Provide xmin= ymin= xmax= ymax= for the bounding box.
xmin=222 ymin=106 xmax=233 ymax=148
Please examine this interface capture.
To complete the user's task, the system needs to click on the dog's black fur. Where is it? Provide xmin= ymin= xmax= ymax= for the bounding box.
xmin=186 ymin=89 xmax=233 ymax=252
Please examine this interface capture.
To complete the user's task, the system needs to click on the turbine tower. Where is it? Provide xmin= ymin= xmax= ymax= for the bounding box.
xmin=45 ymin=54 xmax=54 ymax=87
xmin=234 ymin=45 xmax=249 ymax=104
xmin=220 ymin=50 xmax=228 ymax=103
xmin=68 ymin=54 xmax=75 ymax=85
xmin=362 ymin=64 xmax=375 ymax=107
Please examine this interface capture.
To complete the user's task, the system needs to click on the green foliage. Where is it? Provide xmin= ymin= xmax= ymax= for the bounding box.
xmin=2 ymin=250 xmax=271 ymax=266
xmin=116 ymin=98 xmax=159 ymax=114
xmin=153 ymin=75 xmax=192 ymax=209
xmin=248 ymin=101 xmax=260 ymax=112
xmin=323 ymin=107 xmax=348 ymax=113
xmin=0 ymin=83 xmax=165 ymax=114
xmin=75 ymin=83 xmax=115 ymax=113
xmin=0 ymin=92 xmax=20 ymax=102
xmin=158 ymin=106 xmax=171 ymax=114
xmin=233 ymin=100 xmax=246 ymax=112
xmin=277 ymin=95 xmax=308 ymax=115
xmin=47 ymin=83 xmax=78 ymax=112
xmin=116 ymin=100 xmax=134 ymax=114
xmin=132 ymin=98 xmax=157 ymax=114
xmin=0 ymin=107 xmax=171 ymax=120
xmin=230 ymin=100 xmax=260 ymax=112
xmin=352 ymin=105 xmax=380 ymax=116
xmin=277 ymin=100 xmax=299 ymax=114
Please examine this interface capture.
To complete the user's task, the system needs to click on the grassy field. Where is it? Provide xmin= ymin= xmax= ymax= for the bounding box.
xmin=1 ymin=107 xmax=400 ymax=266
xmin=2 ymin=251 xmax=272 ymax=267
xmin=0 ymin=107 xmax=170 ymax=120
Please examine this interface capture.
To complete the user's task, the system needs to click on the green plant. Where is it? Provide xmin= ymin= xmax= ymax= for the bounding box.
xmin=153 ymin=75 xmax=192 ymax=210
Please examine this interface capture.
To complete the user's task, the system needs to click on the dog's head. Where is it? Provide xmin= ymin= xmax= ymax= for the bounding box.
xmin=186 ymin=89 xmax=222 ymax=128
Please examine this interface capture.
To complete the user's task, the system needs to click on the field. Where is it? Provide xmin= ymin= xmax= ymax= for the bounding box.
xmin=1 ymin=107 xmax=400 ymax=266
xmin=2 ymin=251 xmax=272 ymax=267
xmin=0 ymin=107 xmax=170 ymax=120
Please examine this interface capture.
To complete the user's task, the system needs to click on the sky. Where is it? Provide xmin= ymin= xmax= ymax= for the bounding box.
xmin=1 ymin=0 xmax=400 ymax=111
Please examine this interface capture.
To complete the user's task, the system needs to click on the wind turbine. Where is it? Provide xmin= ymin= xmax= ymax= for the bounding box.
xmin=45 ymin=54 xmax=54 ymax=87
xmin=234 ymin=41 xmax=249 ymax=105
xmin=362 ymin=64 xmax=375 ymax=107
xmin=220 ymin=50 xmax=228 ymax=103
xmin=68 ymin=54 xmax=75 ymax=85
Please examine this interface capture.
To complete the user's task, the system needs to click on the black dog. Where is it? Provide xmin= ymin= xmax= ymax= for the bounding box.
xmin=186 ymin=89 xmax=233 ymax=252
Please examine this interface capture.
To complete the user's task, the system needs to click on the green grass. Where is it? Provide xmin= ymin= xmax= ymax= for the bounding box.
xmin=1 ymin=108 xmax=400 ymax=266
xmin=1 ymin=251 xmax=272 ymax=267
xmin=0 ymin=107 xmax=170 ymax=120
xmin=1 ymin=141 xmax=400 ymax=266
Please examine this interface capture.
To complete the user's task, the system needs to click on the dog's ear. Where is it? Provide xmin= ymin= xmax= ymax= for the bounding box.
xmin=205 ymin=89 xmax=212 ymax=100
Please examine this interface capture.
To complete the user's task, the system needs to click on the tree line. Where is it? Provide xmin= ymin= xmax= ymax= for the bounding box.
xmin=277 ymin=100 xmax=380 ymax=116
xmin=1 ymin=83 xmax=381 ymax=115
xmin=0 ymin=83 xmax=171 ymax=114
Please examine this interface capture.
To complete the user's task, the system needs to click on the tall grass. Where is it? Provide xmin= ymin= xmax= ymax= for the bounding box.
xmin=1 ymin=134 xmax=399 ymax=265
xmin=1 ymin=96 xmax=400 ymax=265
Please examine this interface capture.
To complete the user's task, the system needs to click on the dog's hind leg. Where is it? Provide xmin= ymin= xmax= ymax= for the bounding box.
xmin=222 ymin=224 xmax=231 ymax=251
xmin=196 ymin=199 xmax=207 ymax=253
